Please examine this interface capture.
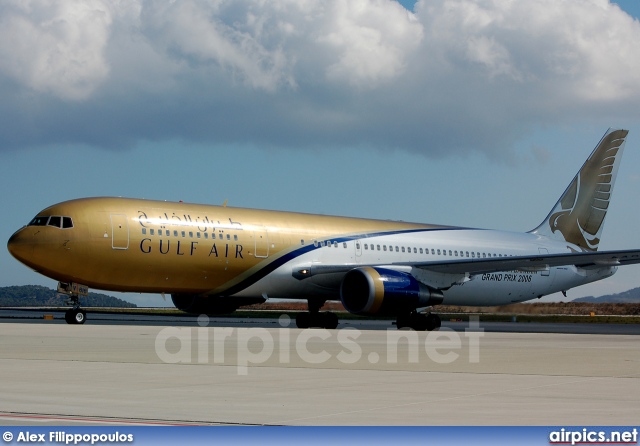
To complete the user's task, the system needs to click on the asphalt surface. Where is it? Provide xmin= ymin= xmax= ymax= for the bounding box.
xmin=0 ymin=309 xmax=638 ymax=426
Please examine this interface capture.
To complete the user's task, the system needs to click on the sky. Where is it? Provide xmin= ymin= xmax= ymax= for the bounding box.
xmin=2 ymin=0 xmax=640 ymax=307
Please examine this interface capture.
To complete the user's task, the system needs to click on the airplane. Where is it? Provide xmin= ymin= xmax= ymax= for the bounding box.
xmin=7 ymin=129 xmax=640 ymax=329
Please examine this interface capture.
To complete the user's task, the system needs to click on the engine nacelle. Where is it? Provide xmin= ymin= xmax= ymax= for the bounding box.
xmin=340 ymin=267 xmax=443 ymax=316
xmin=171 ymin=294 xmax=266 ymax=314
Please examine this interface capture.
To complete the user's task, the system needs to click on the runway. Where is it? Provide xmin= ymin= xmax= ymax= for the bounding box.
xmin=0 ymin=317 xmax=638 ymax=426
xmin=2 ymin=308 xmax=640 ymax=334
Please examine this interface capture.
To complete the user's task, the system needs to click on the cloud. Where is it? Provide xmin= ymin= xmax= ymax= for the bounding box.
xmin=1 ymin=0 xmax=639 ymax=157
xmin=0 ymin=0 xmax=112 ymax=100
xmin=416 ymin=0 xmax=640 ymax=101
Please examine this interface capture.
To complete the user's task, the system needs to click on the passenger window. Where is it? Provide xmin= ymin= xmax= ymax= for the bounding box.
xmin=150 ymin=229 xmax=155 ymax=235
xmin=174 ymin=230 xmax=178 ymax=237
xmin=377 ymin=245 xmax=380 ymax=251
xmin=301 ymin=239 xmax=305 ymax=245
xmin=449 ymin=250 xmax=452 ymax=256
xmin=227 ymin=234 xmax=230 ymax=240
xmin=189 ymin=232 xmax=193 ymax=238
xmin=62 ymin=217 xmax=73 ymax=229
xmin=343 ymin=242 xmax=347 ymax=248
xmin=181 ymin=231 xmax=186 ymax=237
xmin=437 ymin=249 xmax=441 ymax=255
xmin=364 ymin=244 xmax=368 ymax=250
xmin=142 ymin=228 xmax=147 ymax=235
xmin=472 ymin=252 xmax=475 ymax=258
xmin=197 ymin=232 xmax=201 ymax=238
xmin=431 ymin=249 xmax=435 ymax=255
xmin=48 ymin=216 xmax=61 ymax=228
xmin=454 ymin=251 xmax=458 ymax=256
xmin=419 ymin=248 xmax=423 ymax=254
xmin=204 ymin=232 xmax=208 ymax=239
xmin=402 ymin=247 xmax=405 ymax=253
xmin=383 ymin=246 xmax=387 ymax=251
xmin=334 ymin=242 xmax=338 ymax=248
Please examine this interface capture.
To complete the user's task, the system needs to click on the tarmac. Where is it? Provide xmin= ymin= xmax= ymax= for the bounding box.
xmin=0 ymin=317 xmax=638 ymax=426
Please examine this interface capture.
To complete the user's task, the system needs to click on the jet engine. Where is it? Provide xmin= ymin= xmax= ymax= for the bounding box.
xmin=340 ymin=267 xmax=443 ymax=316
xmin=171 ymin=294 xmax=266 ymax=314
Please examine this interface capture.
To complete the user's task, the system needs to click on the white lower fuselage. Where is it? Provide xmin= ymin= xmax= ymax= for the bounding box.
xmin=236 ymin=229 xmax=616 ymax=306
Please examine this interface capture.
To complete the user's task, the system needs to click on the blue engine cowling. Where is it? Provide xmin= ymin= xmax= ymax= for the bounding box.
xmin=340 ymin=267 xmax=444 ymax=316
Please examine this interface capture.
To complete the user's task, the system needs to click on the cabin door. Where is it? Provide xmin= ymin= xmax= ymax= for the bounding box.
xmin=253 ymin=227 xmax=269 ymax=258
xmin=110 ymin=214 xmax=129 ymax=250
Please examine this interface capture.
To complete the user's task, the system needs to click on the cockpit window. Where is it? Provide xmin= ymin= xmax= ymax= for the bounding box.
xmin=28 ymin=215 xmax=73 ymax=229
xmin=48 ymin=216 xmax=62 ymax=228
xmin=29 ymin=216 xmax=49 ymax=226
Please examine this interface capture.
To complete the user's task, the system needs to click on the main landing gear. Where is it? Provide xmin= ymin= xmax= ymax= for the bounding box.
xmin=64 ymin=295 xmax=86 ymax=325
xmin=295 ymin=298 xmax=339 ymax=329
xmin=396 ymin=311 xmax=441 ymax=331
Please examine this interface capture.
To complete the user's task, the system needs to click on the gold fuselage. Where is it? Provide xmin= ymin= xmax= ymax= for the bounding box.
xmin=8 ymin=197 xmax=443 ymax=296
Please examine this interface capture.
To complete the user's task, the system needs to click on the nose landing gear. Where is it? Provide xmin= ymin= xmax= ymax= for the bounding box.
xmin=58 ymin=282 xmax=88 ymax=325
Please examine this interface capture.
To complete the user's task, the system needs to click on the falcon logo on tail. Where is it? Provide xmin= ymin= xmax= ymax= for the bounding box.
xmin=531 ymin=129 xmax=628 ymax=251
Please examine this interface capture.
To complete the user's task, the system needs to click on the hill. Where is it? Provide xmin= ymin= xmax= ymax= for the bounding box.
xmin=0 ymin=285 xmax=137 ymax=308
xmin=573 ymin=287 xmax=640 ymax=304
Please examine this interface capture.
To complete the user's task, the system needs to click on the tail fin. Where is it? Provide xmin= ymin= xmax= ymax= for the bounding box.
xmin=530 ymin=128 xmax=629 ymax=251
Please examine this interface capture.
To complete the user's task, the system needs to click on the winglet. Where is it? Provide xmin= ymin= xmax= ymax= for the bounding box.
xmin=530 ymin=128 xmax=629 ymax=251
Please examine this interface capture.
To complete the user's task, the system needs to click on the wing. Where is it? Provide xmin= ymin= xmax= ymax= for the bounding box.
xmin=398 ymin=249 xmax=640 ymax=274
xmin=293 ymin=249 xmax=640 ymax=278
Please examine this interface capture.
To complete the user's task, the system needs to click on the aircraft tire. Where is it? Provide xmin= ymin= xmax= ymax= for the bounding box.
xmin=396 ymin=313 xmax=411 ymax=329
xmin=409 ymin=313 xmax=428 ymax=331
xmin=65 ymin=308 xmax=86 ymax=325
xmin=74 ymin=309 xmax=87 ymax=324
xmin=425 ymin=313 xmax=441 ymax=331
xmin=296 ymin=312 xmax=338 ymax=329
xmin=322 ymin=312 xmax=339 ymax=329
xmin=296 ymin=312 xmax=310 ymax=329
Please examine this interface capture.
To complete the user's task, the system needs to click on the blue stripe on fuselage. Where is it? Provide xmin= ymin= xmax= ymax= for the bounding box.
xmin=216 ymin=227 xmax=473 ymax=297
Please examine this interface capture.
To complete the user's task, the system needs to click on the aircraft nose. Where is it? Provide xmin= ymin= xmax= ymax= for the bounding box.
xmin=7 ymin=227 xmax=34 ymax=265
